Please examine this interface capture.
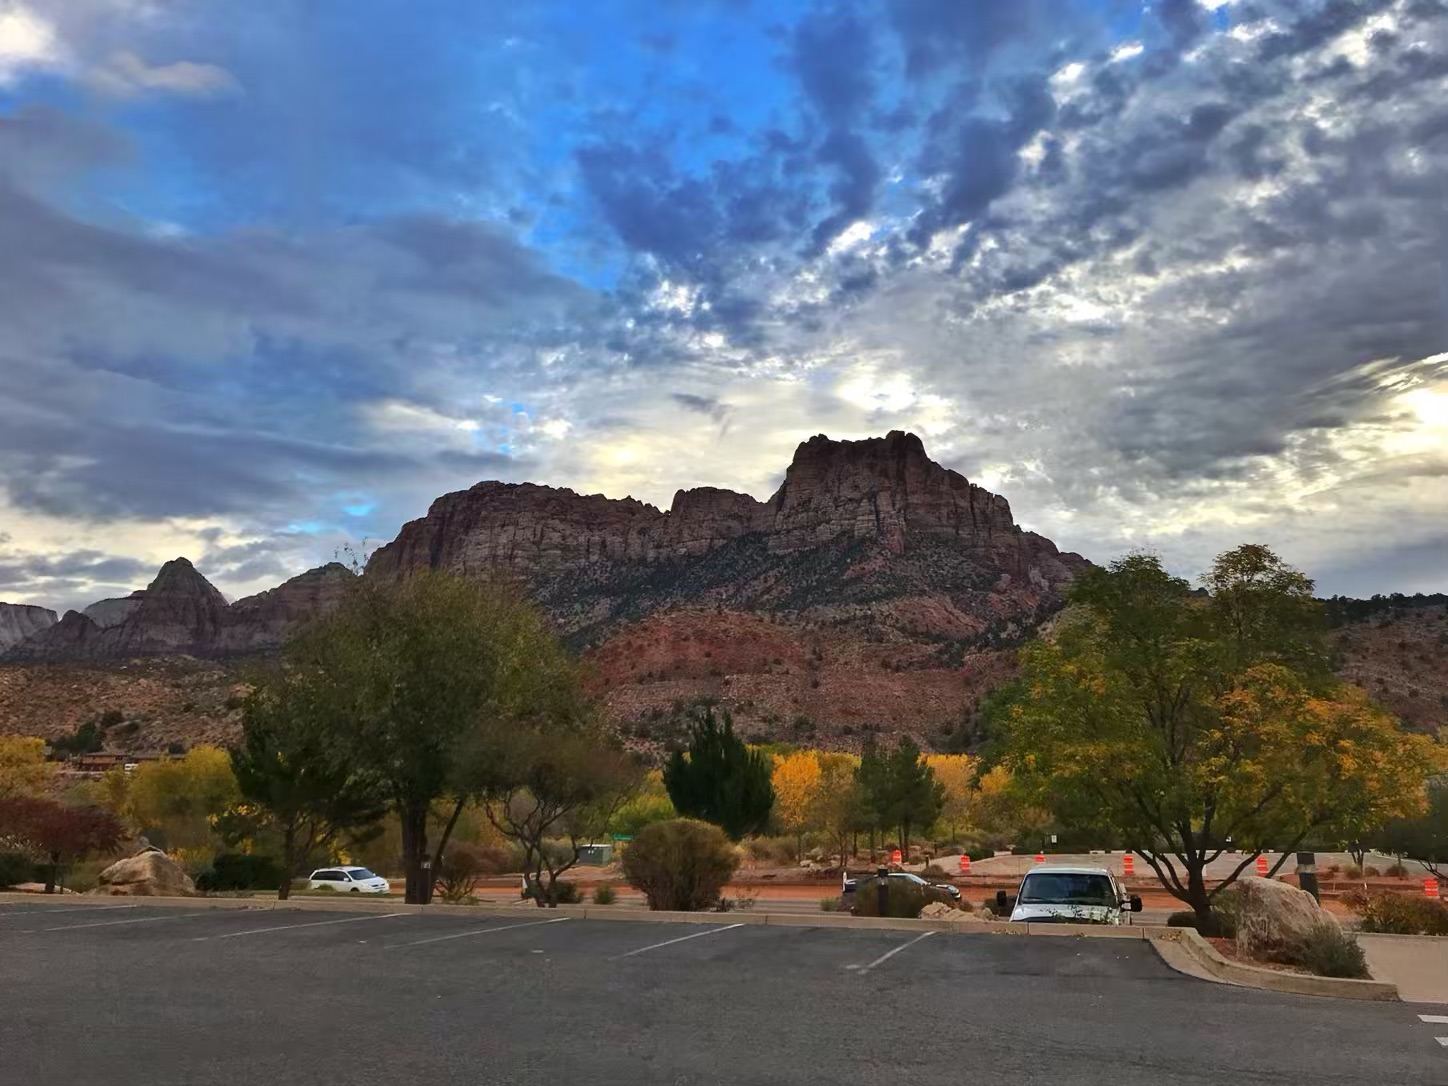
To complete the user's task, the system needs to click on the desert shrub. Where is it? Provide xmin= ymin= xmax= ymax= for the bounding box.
xmin=592 ymin=882 xmax=617 ymax=905
xmin=0 ymin=851 xmax=35 ymax=887
xmin=196 ymin=852 xmax=284 ymax=893
xmin=1344 ymin=864 xmax=1363 ymax=878
xmin=956 ymin=897 xmax=974 ymax=912
xmin=61 ymin=858 xmax=109 ymax=893
xmin=1324 ymin=864 xmax=1341 ymax=877
xmin=921 ymin=864 xmax=949 ymax=879
xmin=1384 ymin=863 xmax=1409 ymax=878
xmin=819 ymin=896 xmax=841 ymax=912
xmin=434 ymin=844 xmax=487 ymax=904
xmin=1352 ymin=891 xmax=1448 ymax=935
xmin=1364 ymin=865 xmax=1382 ymax=877
xmin=622 ymin=819 xmax=740 ymax=911
xmin=852 ymin=876 xmax=927 ymax=919
xmin=1281 ymin=922 xmax=1370 ymax=979
xmin=550 ymin=880 xmax=582 ymax=905
xmin=1165 ymin=905 xmax=1237 ymax=937
xmin=743 ymin=836 xmax=796 ymax=865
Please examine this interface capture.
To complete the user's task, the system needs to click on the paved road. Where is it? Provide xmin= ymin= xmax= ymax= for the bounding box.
xmin=1 ymin=900 xmax=1444 ymax=1085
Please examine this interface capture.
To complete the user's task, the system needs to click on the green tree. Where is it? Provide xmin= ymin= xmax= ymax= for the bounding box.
xmin=663 ymin=706 xmax=774 ymax=841
xmin=1373 ymin=778 xmax=1448 ymax=878
xmin=225 ymin=669 xmax=389 ymax=900
xmin=1004 ymin=547 xmax=1438 ymax=930
xmin=281 ymin=570 xmax=574 ymax=903
xmin=484 ymin=724 xmax=642 ymax=907
xmin=855 ymin=735 xmax=944 ymax=860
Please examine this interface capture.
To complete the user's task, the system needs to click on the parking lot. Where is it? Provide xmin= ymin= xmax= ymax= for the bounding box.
xmin=2 ymin=900 xmax=1444 ymax=1085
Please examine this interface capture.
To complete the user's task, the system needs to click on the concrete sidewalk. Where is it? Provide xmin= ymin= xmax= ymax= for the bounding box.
xmin=1357 ymin=934 xmax=1448 ymax=1003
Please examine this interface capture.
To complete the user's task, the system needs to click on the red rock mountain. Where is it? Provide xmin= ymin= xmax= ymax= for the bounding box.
xmin=0 ymin=603 xmax=57 ymax=651
xmin=367 ymin=431 xmax=1090 ymax=742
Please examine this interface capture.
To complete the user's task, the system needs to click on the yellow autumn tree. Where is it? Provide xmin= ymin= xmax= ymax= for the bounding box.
xmin=771 ymin=751 xmax=823 ymax=859
xmin=1005 ymin=547 xmax=1441 ymax=930
xmin=126 ymin=746 xmax=239 ymax=854
xmin=925 ymin=753 xmax=976 ymax=846
xmin=0 ymin=736 xmax=55 ymax=800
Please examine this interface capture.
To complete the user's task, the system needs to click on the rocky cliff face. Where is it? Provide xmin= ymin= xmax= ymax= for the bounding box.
xmin=0 ymin=604 xmax=57 ymax=651
xmin=368 ymin=431 xmax=1088 ymax=640
xmin=83 ymin=593 xmax=145 ymax=629
xmin=222 ymin=563 xmax=355 ymax=651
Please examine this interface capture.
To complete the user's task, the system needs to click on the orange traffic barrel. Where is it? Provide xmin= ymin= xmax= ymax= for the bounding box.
xmin=1122 ymin=854 xmax=1134 ymax=877
xmin=889 ymin=848 xmax=902 ymax=865
xmin=1426 ymin=878 xmax=1440 ymax=899
xmin=1256 ymin=855 xmax=1269 ymax=876
xmin=958 ymin=855 xmax=971 ymax=875
xmin=1034 ymin=853 xmax=1045 ymax=864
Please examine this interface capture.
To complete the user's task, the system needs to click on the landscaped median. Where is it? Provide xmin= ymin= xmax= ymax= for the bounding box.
xmin=0 ymin=891 xmax=1403 ymax=1000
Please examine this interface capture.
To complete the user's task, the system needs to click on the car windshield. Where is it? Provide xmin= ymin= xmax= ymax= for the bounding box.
xmin=1019 ymin=873 xmax=1118 ymax=906
xmin=895 ymin=873 xmax=927 ymax=885
xmin=345 ymin=868 xmax=377 ymax=880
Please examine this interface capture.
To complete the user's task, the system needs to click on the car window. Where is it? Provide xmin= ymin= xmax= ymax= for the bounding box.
xmin=315 ymin=871 xmax=338 ymax=881
xmin=1019 ymin=873 xmax=1117 ymax=906
xmin=345 ymin=868 xmax=377 ymax=880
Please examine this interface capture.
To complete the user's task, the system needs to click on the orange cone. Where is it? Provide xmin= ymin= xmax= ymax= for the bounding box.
xmin=1034 ymin=853 xmax=1045 ymax=864
xmin=1122 ymin=854 xmax=1134 ymax=877
xmin=1426 ymin=878 xmax=1440 ymax=899
xmin=890 ymin=848 xmax=902 ymax=865
xmin=1256 ymin=855 xmax=1269 ymax=877
xmin=958 ymin=855 xmax=971 ymax=875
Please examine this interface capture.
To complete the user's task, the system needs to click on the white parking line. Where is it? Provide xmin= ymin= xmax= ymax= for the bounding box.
xmin=43 ymin=912 xmax=210 ymax=931
xmin=854 ymin=930 xmax=936 ymax=975
xmin=0 ymin=904 xmax=140 ymax=918
xmin=385 ymin=916 xmax=570 ymax=948
xmin=1436 ymin=1038 xmax=1448 ymax=1048
xmin=1420 ymin=1015 xmax=1448 ymax=1024
xmin=204 ymin=912 xmax=408 ymax=940
xmin=613 ymin=923 xmax=744 ymax=959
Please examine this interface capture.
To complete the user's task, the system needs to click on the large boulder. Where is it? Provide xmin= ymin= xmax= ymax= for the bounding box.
xmin=1235 ymin=875 xmax=1337 ymax=956
xmin=93 ymin=848 xmax=196 ymax=897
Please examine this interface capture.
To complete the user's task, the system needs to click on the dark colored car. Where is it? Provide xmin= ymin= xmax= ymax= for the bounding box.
xmin=841 ymin=871 xmax=961 ymax=913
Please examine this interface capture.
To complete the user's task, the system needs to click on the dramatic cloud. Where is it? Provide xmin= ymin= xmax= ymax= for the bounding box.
xmin=0 ymin=0 xmax=1445 ymax=608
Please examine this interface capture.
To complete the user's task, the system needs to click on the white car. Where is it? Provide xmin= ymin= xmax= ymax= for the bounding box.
xmin=997 ymin=864 xmax=1142 ymax=925
xmin=307 ymin=866 xmax=390 ymax=894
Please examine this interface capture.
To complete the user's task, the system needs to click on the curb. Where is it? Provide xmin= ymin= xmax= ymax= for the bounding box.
xmin=1155 ymin=926 xmax=1400 ymax=1001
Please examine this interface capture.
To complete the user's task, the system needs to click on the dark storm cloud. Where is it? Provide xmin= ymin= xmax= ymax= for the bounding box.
xmin=0 ymin=551 xmax=153 ymax=588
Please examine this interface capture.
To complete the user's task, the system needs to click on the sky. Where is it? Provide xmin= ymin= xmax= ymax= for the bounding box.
xmin=1 ymin=0 xmax=1446 ymax=613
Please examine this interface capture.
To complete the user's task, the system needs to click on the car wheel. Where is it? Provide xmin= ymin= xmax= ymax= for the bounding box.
xmin=350 ymin=887 xmax=360 ymax=892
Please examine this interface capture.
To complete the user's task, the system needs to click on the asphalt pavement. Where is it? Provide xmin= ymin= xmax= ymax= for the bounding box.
xmin=1 ymin=900 xmax=1444 ymax=1085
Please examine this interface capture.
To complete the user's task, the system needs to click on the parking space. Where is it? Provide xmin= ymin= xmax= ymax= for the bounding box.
xmin=3 ymin=902 xmax=1445 ymax=1085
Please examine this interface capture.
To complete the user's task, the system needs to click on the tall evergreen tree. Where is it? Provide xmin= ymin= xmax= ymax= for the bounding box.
xmin=663 ymin=706 xmax=774 ymax=841
xmin=855 ymin=734 xmax=944 ymax=860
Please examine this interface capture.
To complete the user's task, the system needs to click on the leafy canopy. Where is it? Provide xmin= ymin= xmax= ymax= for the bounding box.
xmin=1003 ymin=546 xmax=1440 ymax=920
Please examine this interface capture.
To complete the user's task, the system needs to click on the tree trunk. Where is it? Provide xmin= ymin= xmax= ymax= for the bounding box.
xmin=1186 ymin=862 xmax=1214 ymax=933
xmin=400 ymin=799 xmax=431 ymax=905
xmin=278 ymin=825 xmax=296 ymax=901
xmin=45 ymin=851 xmax=59 ymax=894
xmin=430 ymin=796 xmax=467 ymax=878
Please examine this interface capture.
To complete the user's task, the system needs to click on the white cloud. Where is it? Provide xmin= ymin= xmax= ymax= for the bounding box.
xmin=86 ymin=50 xmax=239 ymax=98
xmin=0 ymin=5 xmax=62 ymax=84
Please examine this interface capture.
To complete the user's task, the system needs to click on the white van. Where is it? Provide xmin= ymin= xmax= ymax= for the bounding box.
xmin=997 ymin=864 xmax=1142 ymax=925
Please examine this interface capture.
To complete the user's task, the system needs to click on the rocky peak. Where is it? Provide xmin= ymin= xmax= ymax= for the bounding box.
xmin=762 ymin=431 xmax=1016 ymax=555
xmin=3 ymin=609 xmax=100 ymax=659
xmin=0 ymin=603 xmax=58 ymax=651
xmin=663 ymin=487 xmax=766 ymax=555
